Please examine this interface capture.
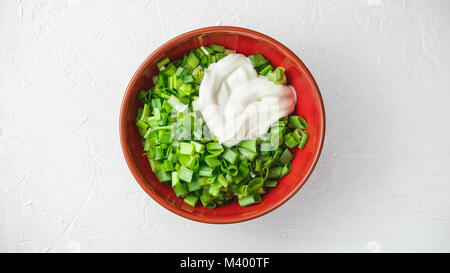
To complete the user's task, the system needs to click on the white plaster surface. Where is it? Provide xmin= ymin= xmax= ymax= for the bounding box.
xmin=1 ymin=0 xmax=449 ymax=253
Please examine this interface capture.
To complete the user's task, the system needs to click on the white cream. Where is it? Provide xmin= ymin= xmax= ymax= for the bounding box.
xmin=198 ymin=53 xmax=296 ymax=147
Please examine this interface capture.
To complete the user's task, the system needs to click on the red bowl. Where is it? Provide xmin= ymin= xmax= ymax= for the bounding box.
xmin=120 ymin=26 xmax=325 ymax=224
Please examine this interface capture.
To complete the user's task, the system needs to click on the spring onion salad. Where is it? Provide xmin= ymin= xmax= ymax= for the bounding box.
xmin=135 ymin=44 xmax=309 ymax=208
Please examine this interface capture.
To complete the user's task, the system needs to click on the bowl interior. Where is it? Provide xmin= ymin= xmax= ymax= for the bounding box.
xmin=120 ymin=27 xmax=325 ymax=224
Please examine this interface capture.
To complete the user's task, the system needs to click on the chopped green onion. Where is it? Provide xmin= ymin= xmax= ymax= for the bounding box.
xmin=238 ymin=194 xmax=261 ymax=207
xmin=239 ymin=139 xmax=257 ymax=153
xmin=200 ymin=46 xmax=210 ymax=56
xmin=183 ymin=194 xmax=199 ymax=207
xmin=173 ymin=182 xmax=188 ymax=197
xmin=217 ymin=174 xmax=230 ymax=187
xmin=248 ymin=54 xmax=268 ymax=68
xmin=284 ymin=133 xmax=299 ymax=149
xmin=136 ymin=119 xmax=148 ymax=129
xmin=264 ymin=180 xmax=278 ymax=188
xmin=191 ymin=141 xmax=205 ymax=153
xmin=267 ymin=67 xmax=287 ymax=85
xmin=238 ymin=147 xmax=258 ymax=161
xmin=168 ymin=95 xmax=188 ymax=112
xmin=208 ymin=182 xmax=221 ymax=197
xmin=289 ymin=115 xmax=308 ymax=129
xmin=178 ymin=166 xmax=193 ymax=182
xmin=155 ymin=170 xmax=171 ymax=182
xmin=140 ymin=104 xmax=150 ymax=121
xmin=248 ymin=177 xmax=264 ymax=192
xmin=187 ymin=179 xmax=201 ymax=192
xmin=222 ymin=148 xmax=238 ymax=164
xmin=210 ymin=44 xmax=225 ymax=53
xmin=199 ymin=166 xmax=214 ymax=177
xmin=268 ymin=166 xmax=283 ymax=179
xmin=180 ymin=142 xmax=195 ymax=155
xmin=278 ymin=148 xmax=294 ymax=165
xmin=157 ymin=57 xmax=170 ymax=70
xmin=298 ymin=132 xmax=309 ymax=149
xmin=163 ymin=63 xmax=177 ymax=76
xmin=182 ymin=75 xmax=194 ymax=83
xmin=158 ymin=130 xmax=171 ymax=145
xmin=206 ymin=142 xmax=223 ymax=151
xmin=224 ymin=49 xmax=236 ymax=55
xmin=205 ymin=156 xmax=221 ymax=168
xmin=259 ymin=64 xmax=273 ymax=76
xmin=280 ymin=163 xmax=292 ymax=178
xmin=171 ymin=171 xmax=180 ymax=187
xmin=186 ymin=52 xmax=199 ymax=69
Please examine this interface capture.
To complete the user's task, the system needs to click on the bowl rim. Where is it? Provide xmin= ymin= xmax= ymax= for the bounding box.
xmin=120 ymin=26 xmax=326 ymax=224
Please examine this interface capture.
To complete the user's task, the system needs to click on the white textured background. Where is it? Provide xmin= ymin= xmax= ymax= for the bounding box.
xmin=1 ymin=0 xmax=449 ymax=253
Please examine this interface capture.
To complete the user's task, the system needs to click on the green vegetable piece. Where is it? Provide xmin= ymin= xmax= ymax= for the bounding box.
xmin=178 ymin=154 xmax=199 ymax=170
xmin=199 ymin=166 xmax=214 ymax=177
xmin=180 ymin=142 xmax=195 ymax=155
xmin=140 ymin=104 xmax=150 ymax=121
xmin=289 ymin=115 xmax=308 ymax=129
xmin=155 ymin=170 xmax=171 ymax=182
xmin=239 ymin=139 xmax=257 ymax=153
xmin=173 ymin=182 xmax=188 ymax=197
xmin=267 ymin=67 xmax=287 ymax=85
xmin=179 ymin=83 xmax=193 ymax=96
xmin=183 ymin=195 xmax=199 ymax=207
xmin=163 ymin=63 xmax=177 ymax=76
xmin=205 ymin=156 xmax=221 ymax=168
xmin=248 ymin=177 xmax=264 ymax=192
xmin=158 ymin=130 xmax=172 ymax=145
xmin=192 ymin=66 xmax=204 ymax=83
xmin=200 ymin=46 xmax=210 ymax=56
xmin=224 ymin=49 xmax=236 ymax=55
xmin=178 ymin=166 xmax=193 ymax=183
xmin=210 ymin=44 xmax=225 ymax=53
xmin=268 ymin=166 xmax=283 ymax=179
xmin=143 ymin=138 xmax=151 ymax=151
xmin=157 ymin=57 xmax=170 ymax=71
xmin=161 ymin=159 xmax=174 ymax=173
xmin=259 ymin=64 xmax=273 ymax=76
xmin=254 ymin=158 xmax=262 ymax=173
xmin=200 ymin=55 xmax=209 ymax=68
xmin=168 ymin=95 xmax=188 ymax=112
xmin=222 ymin=148 xmax=238 ymax=164
xmin=248 ymin=54 xmax=268 ymax=68
xmin=284 ymin=133 xmax=299 ymax=149
xmin=238 ymin=162 xmax=250 ymax=177
xmin=260 ymin=141 xmax=273 ymax=152
xmin=206 ymin=142 xmax=223 ymax=151
xmin=175 ymin=67 xmax=185 ymax=77
xmin=238 ymin=194 xmax=261 ymax=207
xmin=292 ymin=129 xmax=302 ymax=142
xmin=264 ymin=180 xmax=278 ymax=188
xmin=278 ymin=148 xmax=294 ymax=165
xmin=191 ymin=141 xmax=205 ymax=153
xmin=136 ymin=119 xmax=148 ymax=130
xmin=238 ymin=147 xmax=258 ymax=161
xmin=280 ymin=163 xmax=292 ymax=178
xmin=208 ymin=182 xmax=221 ymax=197
xmin=171 ymin=171 xmax=180 ymax=187
xmin=182 ymin=75 xmax=194 ymax=83
xmin=187 ymin=179 xmax=202 ymax=192
xmin=298 ymin=132 xmax=309 ymax=149
xmin=217 ymin=174 xmax=230 ymax=187
xmin=200 ymin=192 xmax=214 ymax=207
xmin=187 ymin=52 xmax=199 ymax=69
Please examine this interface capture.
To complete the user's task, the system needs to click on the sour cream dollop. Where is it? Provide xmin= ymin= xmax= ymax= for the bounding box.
xmin=198 ymin=53 xmax=296 ymax=147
